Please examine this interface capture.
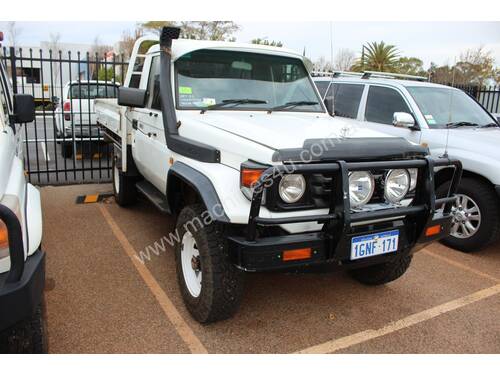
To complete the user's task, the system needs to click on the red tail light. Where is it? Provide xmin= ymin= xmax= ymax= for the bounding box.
xmin=63 ymin=101 xmax=71 ymax=121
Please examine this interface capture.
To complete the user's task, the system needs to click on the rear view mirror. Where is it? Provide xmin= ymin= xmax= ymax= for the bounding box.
xmin=393 ymin=112 xmax=415 ymax=129
xmin=118 ymin=87 xmax=147 ymax=108
xmin=13 ymin=94 xmax=35 ymax=123
xmin=324 ymin=97 xmax=334 ymax=116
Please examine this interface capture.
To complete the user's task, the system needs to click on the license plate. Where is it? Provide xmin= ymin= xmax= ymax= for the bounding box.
xmin=350 ymin=230 xmax=399 ymax=260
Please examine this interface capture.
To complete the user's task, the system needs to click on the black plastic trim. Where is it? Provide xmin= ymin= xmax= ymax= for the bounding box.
xmin=495 ymin=185 xmax=500 ymax=199
xmin=168 ymin=162 xmax=229 ymax=222
xmin=0 ymin=249 xmax=45 ymax=331
xmin=272 ymin=137 xmax=429 ymax=163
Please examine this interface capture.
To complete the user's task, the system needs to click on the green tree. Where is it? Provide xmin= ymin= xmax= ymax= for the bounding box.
xmin=251 ymin=38 xmax=283 ymax=47
xmin=394 ymin=57 xmax=426 ymax=76
xmin=96 ymin=67 xmax=120 ymax=83
xmin=140 ymin=21 xmax=239 ymax=41
xmin=352 ymin=41 xmax=399 ymax=72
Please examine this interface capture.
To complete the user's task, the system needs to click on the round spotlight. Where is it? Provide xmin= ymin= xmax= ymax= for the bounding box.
xmin=385 ymin=169 xmax=411 ymax=203
xmin=348 ymin=171 xmax=375 ymax=208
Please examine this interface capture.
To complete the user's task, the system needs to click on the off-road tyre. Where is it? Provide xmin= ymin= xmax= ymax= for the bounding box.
xmin=112 ymin=156 xmax=137 ymax=206
xmin=0 ymin=300 xmax=48 ymax=354
xmin=174 ymin=204 xmax=244 ymax=323
xmin=349 ymin=255 xmax=412 ymax=285
xmin=436 ymin=177 xmax=500 ymax=252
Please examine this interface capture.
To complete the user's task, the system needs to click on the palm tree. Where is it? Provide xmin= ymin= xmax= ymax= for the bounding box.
xmin=353 ymin=41 xmax=400 ymax=72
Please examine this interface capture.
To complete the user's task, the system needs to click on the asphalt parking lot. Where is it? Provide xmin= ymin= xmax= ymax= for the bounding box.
xmin=40 ymin=184 xmax=500 ymax=354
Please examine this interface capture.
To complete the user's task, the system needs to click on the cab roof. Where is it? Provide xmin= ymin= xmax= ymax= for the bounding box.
xmin=143 ymin=37 xmax=306 ymax=62
xmin=312 ymin=74 xmax=459 ymax=91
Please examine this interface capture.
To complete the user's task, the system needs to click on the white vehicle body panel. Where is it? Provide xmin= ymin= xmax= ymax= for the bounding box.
xmin=0 ymin=67 xmax=43 ymax=274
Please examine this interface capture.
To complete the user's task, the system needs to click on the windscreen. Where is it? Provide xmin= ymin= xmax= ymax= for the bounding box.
xmin=407 ymin=86 xmax=494 ymax=128
xmin=175 ymin=49 xmax=323 ymax=112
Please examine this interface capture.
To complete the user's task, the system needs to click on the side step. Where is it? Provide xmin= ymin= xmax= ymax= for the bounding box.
xmin=135 ymin=180 xmax=171 ymax=214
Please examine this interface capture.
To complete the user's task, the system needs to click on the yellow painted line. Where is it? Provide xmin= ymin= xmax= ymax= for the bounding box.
xmin=422 ymin=248 xmax=500 ymax=283
xmin=295 ymin=283 xmax=500 ymax=354
xmin=98 ymin=204 xmax=208 ymax=354
xmin=83 ymin=194 xmax=99 ymax=204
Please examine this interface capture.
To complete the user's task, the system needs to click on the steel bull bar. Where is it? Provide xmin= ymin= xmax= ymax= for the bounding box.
xmin=228 ymin=156 xmax=462 ymax=271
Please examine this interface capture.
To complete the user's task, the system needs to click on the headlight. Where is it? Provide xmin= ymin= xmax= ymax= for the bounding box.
xmin=279 ymin=174 xmax=306 ymax=203
xmin=408 ymin=168 xmax=418 ymax=191
xmin=349 ymin=171 xmax=374 ymax=207
xmin=384 ymin=169 xmax=410 ymax=203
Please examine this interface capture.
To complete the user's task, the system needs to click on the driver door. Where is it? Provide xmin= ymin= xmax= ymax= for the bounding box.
xmin=361 ymin=85 xmax=421 ymax=145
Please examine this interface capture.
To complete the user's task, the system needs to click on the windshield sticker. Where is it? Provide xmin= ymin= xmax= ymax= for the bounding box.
xmin=179 ymin=86 xmax=193 ymax=95
xmin=424 ymin=114 xmax=436 ymax=125
xmin=202 ymin=98 xmax=216 ymax=106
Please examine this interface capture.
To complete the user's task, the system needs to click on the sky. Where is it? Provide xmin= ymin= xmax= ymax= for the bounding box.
xmin=1 ymin=21 xmax=499 ymax=68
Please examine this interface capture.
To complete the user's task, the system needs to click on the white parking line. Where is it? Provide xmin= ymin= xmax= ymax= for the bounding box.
xmin=39 ymin=141 xmax=51 ymax=162
xmin=295 ymin=283 xmax=500 ymax=354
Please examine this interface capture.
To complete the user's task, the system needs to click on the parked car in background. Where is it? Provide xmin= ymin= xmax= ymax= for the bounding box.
xmin=54 ymin=80 xmax=118 ymax=158
xmin=0 ymin=40 xmax=47 ymax=353
xmin=313 ymin=71 xmax=500 ymax=252
xmin=95 ymin=28 xmax=460 ymax=323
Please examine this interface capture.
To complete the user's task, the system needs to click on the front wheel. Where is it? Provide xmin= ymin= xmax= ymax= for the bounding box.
xmin=174 ymin=204 xmax=244 ymax=323
xmin=349 ymin=255 xmax=412 ymax=285
xmin=436 ymin=178 xmax=500 ymax=252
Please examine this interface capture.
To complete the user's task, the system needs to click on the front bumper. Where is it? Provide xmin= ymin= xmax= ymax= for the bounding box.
xmin=228 ymin=156 xmax=462 ymax=272
xmin=0 ymin=249 xmax=45 ymax=331
xmin=0 ymin=203 xmax=45 ymax=331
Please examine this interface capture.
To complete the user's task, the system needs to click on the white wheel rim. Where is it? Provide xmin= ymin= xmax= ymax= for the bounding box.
xmin=113 ymin=162 xmax=120 ymax=194
xmin=450 ymin=194 xmax=481 ymax=239
xmin=180 ymin=231 xmax=202 ymax=298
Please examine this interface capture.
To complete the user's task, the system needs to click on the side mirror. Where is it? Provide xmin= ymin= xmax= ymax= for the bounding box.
xmin=118 ymin=87 xmax=147 ymax=108
xmin=393 ymin=112 xmax=415 ymax=129
xmin=13 ymin=94 xmax=35 ymax=123
xmin=324 ymin=97 xmax=334 ymax=116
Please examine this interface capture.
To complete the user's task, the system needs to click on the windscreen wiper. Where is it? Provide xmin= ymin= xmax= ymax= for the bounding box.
xmin=478 ymin=122 xmax=499 ymax=128
xmin=200 ymin=99 xmax=267 ymax=114
xmin=446 ymin=121 xmax=479 ymax=128
xmin=267 ymin=101 xmax=318 ymax=114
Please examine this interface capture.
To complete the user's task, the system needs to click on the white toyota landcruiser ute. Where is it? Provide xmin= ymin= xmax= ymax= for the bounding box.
xmin=0 ymin=40 xmax=47 ymax=353
xmin=95 ymin=28 xmax=461 ymax=323
xmin=313 ymin=71 xmax=500 ymax=252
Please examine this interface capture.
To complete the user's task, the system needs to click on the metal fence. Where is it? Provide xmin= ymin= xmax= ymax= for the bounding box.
xmin=1 ymin=46 xmax=128 ymax=185
xmin=434 ymin=82 xmax=500 ymax=114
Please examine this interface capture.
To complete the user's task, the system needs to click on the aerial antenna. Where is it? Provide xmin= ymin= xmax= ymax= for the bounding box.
xmin=329 ymin=21 xmax=334 ymax=73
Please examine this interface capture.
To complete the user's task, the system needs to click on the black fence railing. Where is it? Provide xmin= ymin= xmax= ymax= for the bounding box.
xmin=1 ymin=46 xmax=129 ymax=185
xmin=433 ymin=82 xmax=500 ymax=114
